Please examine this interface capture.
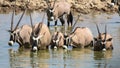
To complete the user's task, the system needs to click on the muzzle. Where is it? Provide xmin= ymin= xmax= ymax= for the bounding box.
xmin=102 ymin=48 xmax=106 ymax=51
xmin=50 ymin=16 xmax=54 ymax=21
xmin=32 ymin=46 xmax=38 ymax=52
xmin=51 ymin=16 xmax=54 ymax=20
xmin=8 ymin=41 xmax=14 ymax=46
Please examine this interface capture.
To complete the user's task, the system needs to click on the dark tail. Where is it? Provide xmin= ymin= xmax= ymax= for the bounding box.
xmin=118 ymin=5 xmax=120 ymax=16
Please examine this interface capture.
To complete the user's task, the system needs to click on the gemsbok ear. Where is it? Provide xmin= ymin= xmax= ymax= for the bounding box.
xmin=94 ymin=37 xmax=98 ymax=41
xmin=107 ymin=38 xmax=112 ymax=41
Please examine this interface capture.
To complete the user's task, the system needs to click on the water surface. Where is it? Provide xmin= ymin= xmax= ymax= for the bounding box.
xmin=0 ymin=12 xmax=120 ymax=68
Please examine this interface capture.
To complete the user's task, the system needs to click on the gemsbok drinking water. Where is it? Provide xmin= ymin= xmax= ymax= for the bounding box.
xmin=50 ymin=31 xmax=64 ymax=49
xmin=30 ymin=23 xmax=51 ymax=52
xmin=8 ymin=9 xmax=32 ymax=48
xmin=29 ymin=13 xmax=51 ymax=51
xmin=94 ymin=24 xmax=113 ymax=51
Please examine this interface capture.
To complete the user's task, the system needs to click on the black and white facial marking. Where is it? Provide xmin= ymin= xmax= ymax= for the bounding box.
xmin=8 ymin=29 xmax=20 ymax=46
xmin=52 ymin=38 xmax=59 ymax=48
xmin=32 ymin=33 xmax=44 ymax=51
xmin=94 ymin=37 xmax=106 ymax=51
xmin=47 ymin=8 xmax=54 ymax=21
xmin=46 ymin=0 xmax=57 ymax=21
xmin=94 ymin=35 xmax=113 ymax=51
xmin=32 ymin=35 xmax=40 ymax=51
xmin=63 ymin=35 xmax=73 ymax=49
xmin=8 ymin=31 xmax=16 ymax=46
xmin=52 ymin=32 xmax=60 ymax=49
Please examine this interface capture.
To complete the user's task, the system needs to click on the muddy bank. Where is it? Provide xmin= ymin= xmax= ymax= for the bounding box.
xmin=0 ymin=0 xmax=119 ymax=14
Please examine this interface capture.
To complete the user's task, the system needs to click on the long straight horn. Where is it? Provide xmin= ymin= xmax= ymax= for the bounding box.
xmin=26 ymin=0 xmax=33 ymax=29
xmin=104 ymin=25 xmax=107 ymax=41
xmin=53 ymin=0 xmax=57 ymax=9
xmin=72 ymin=15 xmax=80 ymax=30
xmin=36 ymin=12 xmax=46 ymax=35
xmin=96 ymin=24 xmax=101 ymax=39
xmin=41 ymin=12 xmax=45 ymax=23
xmin=38 ymin=22 xmax=42 ymax=33
xmin=34 ymin=23 xmax=42 ymax=36
xmin=29 ymin=12 xmax=33 ymax=30
xmin=11 ymin=8 xmax=14 ymax=31
xmin=14 ymin=9 xmax=26 ymax=31
xmin=10 ymin=0 xmax=17 ymax=31
xmin=46 ymin=0 xmax=50 ymax=9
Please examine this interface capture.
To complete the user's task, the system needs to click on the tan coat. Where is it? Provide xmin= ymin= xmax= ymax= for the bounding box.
xmin=51 ymin=1 xmax=71 ymax=20
xmin=68 ymin=27 xmax=94 ymax=48
xmin=18 ymin=25 xmax=32 ymax=47
xmin=8 ymin=24 xmax=32 ymax=48
xmin=31 ymin=23 xmax=51 ymax=50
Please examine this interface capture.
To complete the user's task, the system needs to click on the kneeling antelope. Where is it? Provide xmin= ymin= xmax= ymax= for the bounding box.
xmin=46 ymin=0 xmax=73 ymax=27
xmin=8 ymin=10 xmax=32 ymax=48
xmin=94 ymin=24 xmax=113 ymax=51
xmin=30 ymin=22 xmax=51 ymax=51
xmin=65 ymin=27 xmax=94 ymax=48
xmin=50 ymin=31 xmax=64 ymax=49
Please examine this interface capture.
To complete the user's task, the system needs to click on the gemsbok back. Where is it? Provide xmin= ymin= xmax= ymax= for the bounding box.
xmin=46 ymin=0 xmax=73 ymax=27
xmin=8 ymin=9 xmax=32 ymax=48
xmin=64 ymin=27 xmax=94 ymax=48
xmin=94 ymin=24 xmax=113 ymax=51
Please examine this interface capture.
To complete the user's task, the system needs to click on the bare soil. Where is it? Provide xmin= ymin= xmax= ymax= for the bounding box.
xmin=0 ymin=0 xmax=119 ymax=14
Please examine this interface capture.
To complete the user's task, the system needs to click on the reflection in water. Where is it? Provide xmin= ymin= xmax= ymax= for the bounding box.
xmin=9 ymin=49 xmax=31 ymax=68
xmin=93 ymin=51 xmax=113 ymax=68
xmin=30 ymin=50 xmax=50 ymax=68
xmin=9 ymin=48 xmax=50 ymax=68
xmin=94 ymin=51 xmax=112 ymax=60
xmin=9 ymin=47 xmax=94 ymax=68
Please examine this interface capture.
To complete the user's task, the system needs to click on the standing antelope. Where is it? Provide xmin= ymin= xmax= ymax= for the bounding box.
xmin=94 ymin=24 xmax=113 ymax=51
xmin=50 ymin=31 xmax=64 ymax=49
xmin=46 ymin=0 xmax=73 ymax=27
xmin=64 ymin=27 xmax=94 ymax=48
xmin=8 ymin=9 xmax=32 ymax=48
xmin=30 ymin=22 xmax=51 ymax=51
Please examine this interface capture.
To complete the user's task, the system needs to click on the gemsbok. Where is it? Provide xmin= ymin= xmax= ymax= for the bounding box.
xmin=64 ymin=27 xmax=94 ymax=48
xmin=8 ymin=9 xmax=32 ymax=48
xmin=30 ymin=22 xmax=51 ymax=51
xmin=29 ymin=11 xmax=51 ymax=51
xmin=46 ymin=0 xmax=73 ymax=27
xmin=50 ymin=31 xmax=64 ymax=49
xmin=94 ymin=24 xmax=113 ymax=51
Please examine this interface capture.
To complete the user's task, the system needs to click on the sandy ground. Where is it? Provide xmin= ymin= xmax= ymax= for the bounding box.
xmin=0 ymin=0 xmax=119 ymax=14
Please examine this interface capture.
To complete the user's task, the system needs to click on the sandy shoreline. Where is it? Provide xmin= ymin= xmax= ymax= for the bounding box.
xmin=0 ymin=0 xmax=119 ymax=14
